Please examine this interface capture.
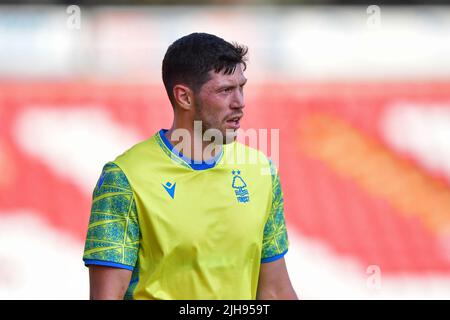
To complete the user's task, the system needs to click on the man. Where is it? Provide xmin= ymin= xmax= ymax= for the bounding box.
xmin=83 ymin=33 xmax=298 ymax=300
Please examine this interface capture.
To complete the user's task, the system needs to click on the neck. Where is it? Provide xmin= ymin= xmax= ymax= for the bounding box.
xmin=164 ymin=121 xmax=222 ymax=163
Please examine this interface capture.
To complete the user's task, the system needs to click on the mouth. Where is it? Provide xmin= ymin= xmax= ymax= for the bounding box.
xmin=225 ymin=114 xmax=243 ymax=130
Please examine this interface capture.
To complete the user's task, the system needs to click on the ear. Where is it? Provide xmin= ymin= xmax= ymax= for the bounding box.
xmin=173 ymin=84 xmax=194 ymax=111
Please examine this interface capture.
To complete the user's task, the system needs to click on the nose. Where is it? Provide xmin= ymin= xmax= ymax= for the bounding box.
xmin=231 ymin=88 xmax=245 ymax=110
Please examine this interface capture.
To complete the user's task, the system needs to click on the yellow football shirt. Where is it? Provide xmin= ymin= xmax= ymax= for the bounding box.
xmin=83 ymin=129 xmax=289 ymax=299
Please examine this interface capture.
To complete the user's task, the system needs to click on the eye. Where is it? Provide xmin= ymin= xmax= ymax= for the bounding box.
xmin=223 ymin=87 xmax=233 ymax=93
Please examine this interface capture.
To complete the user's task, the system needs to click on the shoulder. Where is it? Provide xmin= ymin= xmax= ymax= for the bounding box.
xmin=229 ymin=141 xmax=277 ymax=178
xmin=115 ymin=135 xmax=158 ymax=162
xmin=228 ymin=141 xmax=271 ymax=166
xmin=90 ymin=162 xmax=136 ymax=220
xmin=93 ymin=162 xmax=132 ymax=198
xmin=112 ymin=134 xmax=164 ymax=176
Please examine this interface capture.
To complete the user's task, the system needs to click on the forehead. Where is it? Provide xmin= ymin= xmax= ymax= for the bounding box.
xmin=204 ymin=64 xmax=247 ymax=87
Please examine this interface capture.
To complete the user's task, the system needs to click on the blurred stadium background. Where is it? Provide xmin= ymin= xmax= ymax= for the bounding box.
xmin=1 ymin=0 xmax=450 ymax=299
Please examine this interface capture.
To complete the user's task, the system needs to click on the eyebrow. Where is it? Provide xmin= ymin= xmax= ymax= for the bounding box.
xmin=217 ymin=78 xmax=247 ymax=90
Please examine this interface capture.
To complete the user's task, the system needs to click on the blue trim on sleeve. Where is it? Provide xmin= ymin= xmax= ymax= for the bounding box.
xmin=261 ymin=249 xmax=288 ymax=263
xmin=159 ymin=129 xmax=223 ymax=170
xmin=84 ymin=259 xmax=134 ymax=271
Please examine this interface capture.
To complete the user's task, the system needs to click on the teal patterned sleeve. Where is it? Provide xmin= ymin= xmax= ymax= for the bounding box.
xmin=83 ymin=162 xmax=139 ymax=270
xmin=261 ymin=159 xmax=289 ymax=263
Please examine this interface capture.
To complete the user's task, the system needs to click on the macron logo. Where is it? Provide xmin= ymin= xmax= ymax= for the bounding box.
xmin=162 ymin=182 xmax=176 ymax=199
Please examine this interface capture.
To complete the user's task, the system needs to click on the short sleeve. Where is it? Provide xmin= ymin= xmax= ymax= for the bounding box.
xmin=261 ymin=159 xmax=289 ymax=263
xmin=83 ymin=162 xmax=140 ymax=271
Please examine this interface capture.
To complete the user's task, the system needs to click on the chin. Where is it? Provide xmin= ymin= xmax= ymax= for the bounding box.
xmin=223 ymin=130 xmax=238 ymax=144
xmin=203 ymin=126 xmax=238 ymax=145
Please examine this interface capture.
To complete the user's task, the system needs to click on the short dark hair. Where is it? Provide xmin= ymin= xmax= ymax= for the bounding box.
xmin=162 ymin=32 xmax=248 ymax=106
